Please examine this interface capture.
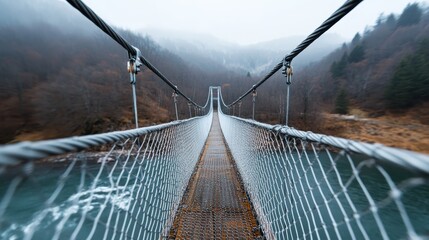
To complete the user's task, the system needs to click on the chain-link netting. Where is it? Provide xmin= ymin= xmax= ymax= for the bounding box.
xmin=218 ymin=96 xmax=429 ymax=240
xmin=0 ymin=102 xmax=212 ymax=240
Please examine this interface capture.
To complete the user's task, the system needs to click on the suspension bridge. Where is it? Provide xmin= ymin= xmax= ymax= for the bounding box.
xmin=1 ymin=0 xmax=429 ymax=239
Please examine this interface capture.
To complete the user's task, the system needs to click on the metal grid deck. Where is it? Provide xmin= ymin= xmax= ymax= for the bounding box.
xmin=168 ymin=113 xmax=262 ymax=239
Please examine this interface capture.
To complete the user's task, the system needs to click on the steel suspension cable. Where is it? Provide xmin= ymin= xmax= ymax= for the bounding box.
xmin=227 ymin=0 xmax=363 ymax=107
xmin=65 ymin=0 xmax=204 ymax=108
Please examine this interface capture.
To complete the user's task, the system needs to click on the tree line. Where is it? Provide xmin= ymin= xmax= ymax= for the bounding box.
xmin=227 ymin=3 xmax=429 ymax=130
xmin=0 ymin=0 xmax=252 ymax=143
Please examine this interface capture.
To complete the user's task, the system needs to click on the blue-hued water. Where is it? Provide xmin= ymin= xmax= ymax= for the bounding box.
xmin=0 ymin=155 xmax=172 ymax=240
xmin=237 ymin=150 xmax=429 ymax=239
xmin=0 ymin=152 xmax=428 ymax=239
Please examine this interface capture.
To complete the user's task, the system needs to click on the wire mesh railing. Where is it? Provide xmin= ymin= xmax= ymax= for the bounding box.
xmin=0 ymin=89 xmax=213 ymax=240
xmin=218 ymin=88 xmax=429 ymax=240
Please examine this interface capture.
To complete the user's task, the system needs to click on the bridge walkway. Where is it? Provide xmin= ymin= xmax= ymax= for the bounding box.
xmin=168 ymin=112 xmax=262 ymax=239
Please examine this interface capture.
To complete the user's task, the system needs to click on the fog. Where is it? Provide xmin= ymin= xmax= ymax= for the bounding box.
xmin=80 ymin=0 xmax=429 ymax=44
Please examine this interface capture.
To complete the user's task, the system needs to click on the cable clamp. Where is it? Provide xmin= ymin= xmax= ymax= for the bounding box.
xmin=172 ymin=91 xmax=178 ymax=102
xmin=127 ymin=47 xmax=143 ymax=75
xmin=282 ymin=60 xmax=293 ymax=85
xmin=252 ymin=89 xmax=257 ymax=97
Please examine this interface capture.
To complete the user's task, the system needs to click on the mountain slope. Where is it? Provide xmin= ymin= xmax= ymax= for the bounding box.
xmin=275 ymin=3 xmax=429 ymax=152
xmin=301 ymin=4 xmax=429 ymax=113
xmin=143 ymin=29 xmax=344 ymax=76
xmin=0 ymin=0 xmax=213 ymax=143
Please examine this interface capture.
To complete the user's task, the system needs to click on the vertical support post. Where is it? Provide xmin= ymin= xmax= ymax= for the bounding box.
xmin=172 ymin=92 xmax=179 ymax=120
xmin=127 ymin=56 xmax=142 ymax=129
xmin=233 ymin=105 xmax=235 ymax=116
xmin=282 ymin=61 xmax=293 ymax=126
xmin=238 ymin=101 xmax=242 ymax=117
xmin=131 ymin=76 xmax=138 ymax=128
xmin=252 ymin=89 xmax=257 ymax=120
xmin=285 ymin=84 xmax=290 ymax=126
xmin=188 ymin=102 xmax=192 ymax=118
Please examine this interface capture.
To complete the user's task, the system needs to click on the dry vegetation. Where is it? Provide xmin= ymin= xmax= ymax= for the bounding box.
xmin=321 ymin=104 xmax=429 ymax=154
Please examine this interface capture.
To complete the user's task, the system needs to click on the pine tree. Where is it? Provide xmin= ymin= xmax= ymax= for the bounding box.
xmin=376 ymin=13 xmax=385 ymax=27
xmin=348 ymin=44 xmax=365 ymax=63
xmin=385 ymin=60 xmax=414 ymax=108
xmin=397 ymin=3 xmax=422 ymax=27
xmin=385 ymin=39 xmax=429 ymax=108
xmin=335 ymin=89 xmax=349 ymax=114
xmin=351 ymin=33 xmax=361 ymax=45
xmin=386 ymin=14 xmax=396 ymax=28
xmin=330 ymin=53 xmax=348 ymax=78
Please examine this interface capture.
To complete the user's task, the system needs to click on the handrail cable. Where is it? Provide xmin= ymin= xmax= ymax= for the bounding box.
xmin=0 ymin=85 xmax=213 ymax=166
xmin=227 ymin=0 xmax=363 ymax=107
xmin=242 ymin=117 xmax=429 ymax=175
xmin=0 ymin=115 xmax=203 ymax=166
xmin=65 ymin=0 xmax=204 ymax=108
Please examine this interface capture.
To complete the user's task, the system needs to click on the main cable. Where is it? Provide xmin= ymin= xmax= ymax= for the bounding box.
xmin=65 ymin=0 xmax=203 ymax=108
xmin=66 ymin=0 xmax=136 ymax=55
xmin=227 ymin=0 xmax=363 ymax=107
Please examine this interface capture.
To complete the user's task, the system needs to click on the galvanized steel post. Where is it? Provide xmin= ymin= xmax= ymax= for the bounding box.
xmin=252 ymin=90 xmax=257 ymax=120
xmin=173 ymin=92 xmax=179 ymax=120
xmin=127 ymin=55 xmax=142 ymax=129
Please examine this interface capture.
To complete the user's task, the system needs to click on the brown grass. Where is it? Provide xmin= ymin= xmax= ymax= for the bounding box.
xmin=321 ymin=106 xmax=429 ymax=154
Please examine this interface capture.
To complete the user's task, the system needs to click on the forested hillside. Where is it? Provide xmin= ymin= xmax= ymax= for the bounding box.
xmin=0 ymin=0 xmax=249 ymax=143
xmin=303 ymin=3 xmax=429 ymax=116
xmin=275 ymin=3 xmax=429 ymax=152
xmin=210 ymin=3 xmax=429 ymax=152
xmin=238 ymin=3 xmax=429 ymax=126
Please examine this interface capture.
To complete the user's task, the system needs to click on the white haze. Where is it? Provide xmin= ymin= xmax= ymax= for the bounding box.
xmin=79 ymin=0 xmax=429 ymax=45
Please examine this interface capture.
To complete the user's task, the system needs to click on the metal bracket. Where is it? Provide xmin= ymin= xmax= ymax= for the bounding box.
xmin=282 ymin=60 xmax=293 ymax=126
xmin=127 ymin=46 xmax=143 ymax=128
xmin=252 ymin=89 xmax=257 ymax=101
xmin=172 ymin=92 xmax=178 ymax=102
xmin=282 ymin=60 xmax=293 ymax=85
xmin=127 ymin=47 xmax=143 ymax=84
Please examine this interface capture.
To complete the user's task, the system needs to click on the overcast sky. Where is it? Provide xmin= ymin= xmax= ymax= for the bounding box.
xmin=79 ymin=0 xmax=428 ymax=45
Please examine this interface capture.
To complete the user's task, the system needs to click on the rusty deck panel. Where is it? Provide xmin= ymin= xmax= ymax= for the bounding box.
xmin=168 ymin=112 xmax=262 ymax=239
